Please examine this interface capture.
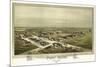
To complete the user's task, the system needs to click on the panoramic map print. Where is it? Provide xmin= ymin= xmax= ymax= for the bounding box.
xmin=12 ymin=3 xmax=94 ymax=55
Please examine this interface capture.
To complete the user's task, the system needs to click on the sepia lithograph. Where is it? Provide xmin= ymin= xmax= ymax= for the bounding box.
xmin=11 ymin=0 xmax=95 ymax=66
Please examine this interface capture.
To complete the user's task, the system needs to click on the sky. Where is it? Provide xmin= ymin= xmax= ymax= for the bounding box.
xmin=13 ymin=3 xmax=94 ymax=28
